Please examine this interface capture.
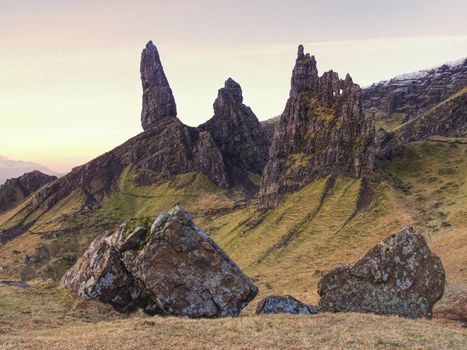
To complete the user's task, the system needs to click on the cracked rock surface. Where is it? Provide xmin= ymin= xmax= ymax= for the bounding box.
xmin=318 ymin=227 xmax=445 ymax=318
xmin=61 ymin=206 xmax=258 ymax=317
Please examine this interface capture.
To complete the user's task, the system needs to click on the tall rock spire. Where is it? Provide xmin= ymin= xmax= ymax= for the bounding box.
xmin=290 ymin=44 xmax=319 ymax=94
xmin=140 ymin=41 xmax=177 ymax=130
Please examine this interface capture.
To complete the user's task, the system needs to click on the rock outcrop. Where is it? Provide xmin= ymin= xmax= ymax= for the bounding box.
xmin=363 ymin=58 xmax=467 ymax=120
xmin=140 ymin=41 xmax=177 ymax=130
xmin=199 ymin=78 xmax=270 ymax=175
xmin=0 ymin=171 xmax=57 ymax=214
xmin=258 ymin=45 xmax=375 ymax=209
xmin=378 ymin=88 xmax=467 ymax=157
xmin=318 ymin=227 xmax=445 ymax=318
xmin=62 ymin=206 xmax=258 ymax=318
xmin=256 ymin=295 xmax=320 ymax=315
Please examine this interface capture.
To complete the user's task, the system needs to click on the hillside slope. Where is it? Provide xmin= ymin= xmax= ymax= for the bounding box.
xmin=1 ymin=139 xmax=465 ymax=301
xmin=378 ymin=88 xmax=467 ymax=156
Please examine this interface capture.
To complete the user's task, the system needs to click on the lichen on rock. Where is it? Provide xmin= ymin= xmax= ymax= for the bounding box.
xmin=318 ymin=227 xmax=446 ymax=318
xmin=62 ymin=206 xmax=258 ymax=318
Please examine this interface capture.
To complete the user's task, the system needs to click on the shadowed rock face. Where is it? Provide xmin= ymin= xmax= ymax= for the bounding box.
xmin=256 ymin=295 xmax=320 ymax=315
xmin=0 ymin=171 xmax=57 ymax=214
xmin=140 ymin=41 xmax=177 ymax=130
xmin=199 ymin=78 xmax=270 ymax=175
xmin=318 ymin=228 xmax=446 ymax=319
xmin=62 ymin=206 xmax=258 ymax=318
xmin=260 ymin=115 xmax=280 ymax=143
xmin=258 ymin=45 xmax=375 ymax=209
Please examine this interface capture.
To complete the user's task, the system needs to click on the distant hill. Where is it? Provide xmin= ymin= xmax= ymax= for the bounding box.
xmin=0 ymin=156 xmax=62 ymax=184
xmin=0 ymin=171 xmax=57 ymax=214
xmin=363 ymin=57 xmax=467 ymax=128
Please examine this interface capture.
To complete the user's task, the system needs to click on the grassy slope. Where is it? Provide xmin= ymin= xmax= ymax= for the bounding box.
xmin=0 ymin=139 xmax=466 ymax=348
xmin=1 ymin=140 xmax=466 ymax=288
xmin=0 ymin=166 xmax=236 ymax=280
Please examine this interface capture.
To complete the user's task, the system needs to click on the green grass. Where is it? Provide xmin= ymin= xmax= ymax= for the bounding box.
xmin=375 ymin=113 xmax=407 ymax=132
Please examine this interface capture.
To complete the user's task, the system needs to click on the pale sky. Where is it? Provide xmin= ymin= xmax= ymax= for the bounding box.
xmin=1 ymin=0 xmax=466 ymax=172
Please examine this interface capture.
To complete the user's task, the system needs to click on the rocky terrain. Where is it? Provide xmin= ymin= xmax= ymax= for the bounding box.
xmin=363 ymin=58 xmax=467 ymax=121
xmin=258 ymin=45 xmax=375 ymax=208
xmin=0 ymin=41 xmax=268 ymax=248
xmin=199 ymin=78 xmax=270 ymax=177
xmin=378 ymin=87 xmax=467 ymax=156
xmin=260 ymin=115 xmax=280 ymax=142
xmin=0 ymin=171 xmax=57 ymax=214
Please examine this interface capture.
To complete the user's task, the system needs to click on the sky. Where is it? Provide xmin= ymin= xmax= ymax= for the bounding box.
xmin=0 ymin=0 xmax=466 ymax=173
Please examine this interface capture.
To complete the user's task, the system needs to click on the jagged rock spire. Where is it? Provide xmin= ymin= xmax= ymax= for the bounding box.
xmin=258 ymin=45 xmax=375 ymax=209
xmin=140 ymin=41 xmax=177 ymax=130
xmin=199 ymin=78 xmax=270 ymax=175
xmin=290 ymin=44 xmax=319 ymax=94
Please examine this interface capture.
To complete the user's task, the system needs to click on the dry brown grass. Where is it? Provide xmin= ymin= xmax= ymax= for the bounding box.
xmin=0 ymin=278 xmax=466 ymax=350
xmin=1 ymin=296 xmax=466 ymax=350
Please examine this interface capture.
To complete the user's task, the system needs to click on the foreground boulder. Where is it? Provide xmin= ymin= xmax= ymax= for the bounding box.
xmin=62 ymin=206 xmax=258 ymax=318
xmin=318 ymin=228 xmax=445 ymax=318
xmin=123 ymin=206 xmax=258 ymax=317
xmin=256 ymin=295 xmax=320 ymax=315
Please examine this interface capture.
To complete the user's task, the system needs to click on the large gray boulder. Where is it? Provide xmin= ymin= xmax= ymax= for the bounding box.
xmin=318 ymin=227 xmax=445 ymax=318
xmin=62 ymin=206 xmax=258 ymax=318
xmin=123 ymin=206 xmax=258 ymax=317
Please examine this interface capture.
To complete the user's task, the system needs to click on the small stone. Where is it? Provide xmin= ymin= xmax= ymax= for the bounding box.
xmin=256 ymin=295 xmax=320 ymax=315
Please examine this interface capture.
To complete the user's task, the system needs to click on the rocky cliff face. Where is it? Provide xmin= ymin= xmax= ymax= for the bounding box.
xmin=378 ymin=88 xmax=467 ymax=157
xmin=260 ymin=116 xmax=280 ymax=144
xmin=363 ymin=58 xmax=467 ymax=120
xmin=0 ymin=171 xmax=57 ymax=214
xmin=140 ymin=41 xmax=177 ymax=130
xmin=258 ymin=45 xmax=375 ymax=209
xmin=199 ymin=78 xmax=270 ymax=175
